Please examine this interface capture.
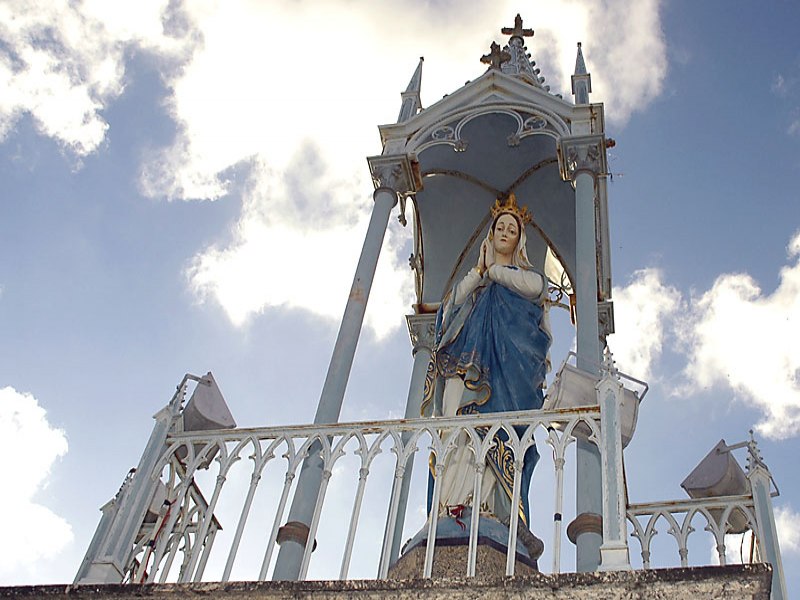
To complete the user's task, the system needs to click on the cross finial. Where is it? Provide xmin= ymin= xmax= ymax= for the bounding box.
xmin=480 ymin=41 xmax=511 ymax=70
xmin=501 ymin=14 xmax=534 ymax=39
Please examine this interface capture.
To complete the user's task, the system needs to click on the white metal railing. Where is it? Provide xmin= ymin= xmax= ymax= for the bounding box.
xmin=119 ymin=417 xmax=782 ymax=584
xmin=127 ymin=408 xmax=601 ymax=582
xmin=627 ymin=496 xmax=759 ymax=569
xmin=78 ymin=372 xmax=785 ymax=596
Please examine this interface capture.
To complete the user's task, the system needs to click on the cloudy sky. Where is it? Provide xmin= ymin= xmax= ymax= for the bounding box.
xmin=1 ymin=0 xmax=799 ymax=593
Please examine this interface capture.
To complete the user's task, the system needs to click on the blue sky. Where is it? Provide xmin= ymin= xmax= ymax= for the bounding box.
xmin=1 ymin=0 xmax=799 ymax=593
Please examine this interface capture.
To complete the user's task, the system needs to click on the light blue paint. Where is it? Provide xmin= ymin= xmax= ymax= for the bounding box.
xmin=574 ymin=168 xmax=603 ymax=572
xmin=272 ymin=187 xmax=398 ymax=580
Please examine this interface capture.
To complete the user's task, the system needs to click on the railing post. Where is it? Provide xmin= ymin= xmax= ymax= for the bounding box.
xmin=559 ymin=134 xmax=607 ymax=571
xmin=747 ymin=437 xmax=787 ymax=600
xmin=379 ymin=312 xmax=436 ymax=570
xmin=74 ymin=377 xmax=193 ymax=583
xmin=597 ymin=350 xmax=630 ymax=570
xmin=273 ymin=155 xmax=419 ymax=580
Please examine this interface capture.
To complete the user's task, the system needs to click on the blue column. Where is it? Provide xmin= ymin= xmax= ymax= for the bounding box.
xmin=272 ymin=185 xmax=399 ymax=580
xmin=574 ymin=168 xmax=603 ymax=571
xmin=559 ymin=134 xmax=607 ymax=572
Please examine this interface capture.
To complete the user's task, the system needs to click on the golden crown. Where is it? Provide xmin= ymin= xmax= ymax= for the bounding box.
xmin=491 ymin=193 xmax=532 ymax=226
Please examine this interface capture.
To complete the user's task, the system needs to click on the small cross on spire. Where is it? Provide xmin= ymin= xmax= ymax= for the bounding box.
xmin=480 ymin=41 xmax=511 ymax=70
xmin=501 ymin=14 xmax=534 ymax=39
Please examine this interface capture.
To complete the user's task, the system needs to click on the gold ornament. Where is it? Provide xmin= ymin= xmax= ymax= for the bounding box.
xmin=490 ymin=193 xmax=532 ymax=226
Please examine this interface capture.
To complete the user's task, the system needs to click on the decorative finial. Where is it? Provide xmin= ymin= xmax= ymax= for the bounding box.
xmin=480 ymin=41 xmax=511 ymax=70
xmin=397 ymin=57 xmax=424 ymax=123
xmin=602 ymin=346 xmax=620 ymax=378
xmin=745 ymin=429 xmax=769 ymax=474
xmin=490 ymin=193 xmax=532 ymax=226
xmin=574 ymin=42 xmax=588 ymax=75
xmin=571 ymin=42 xmax=592 ymax=103
xmin=501 ymin=14 xmax=534 ymax=39
xmin=495 ymin=15 xmax=548 ymax=89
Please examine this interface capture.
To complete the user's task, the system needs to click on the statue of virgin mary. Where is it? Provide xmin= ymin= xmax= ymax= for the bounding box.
xmin=421 ymin=193 xmax=551 ymax=533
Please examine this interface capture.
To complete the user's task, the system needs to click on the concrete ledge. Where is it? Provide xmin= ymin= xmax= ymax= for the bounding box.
xmin=1 ymin=565 xmax=771 ymax=600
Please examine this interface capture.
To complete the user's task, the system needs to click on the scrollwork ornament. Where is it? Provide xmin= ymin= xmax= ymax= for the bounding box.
xmin=372 ymin=163 xmax=403 ymax=191
xmin=367 ymin=154 xmax=419 ymax=198
xmin=431 ymin=126 xmax=455 ymax=141
xmin=598 ymin=300 xmax=615 ymax=338
xmin=406 ymin=313 xmax=436 ymax=355
xmin=559 ymin=135 xmax=606 ymax=181
xmin=523 ymin=115 xmax=547 ymax=131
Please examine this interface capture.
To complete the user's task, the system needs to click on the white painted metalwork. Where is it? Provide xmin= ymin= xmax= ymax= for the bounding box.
xmin=79 ymin=374 xmax=786 ymax=585
xmin=597 ymin=351 xmax=631 ymax=571
xmin=627 ymin=495 xmax=759 ymax=569
xmin=625 ymin=434 xmax=786 ymax=598
xmin=119 ymin=407 xmax=602 ymax=582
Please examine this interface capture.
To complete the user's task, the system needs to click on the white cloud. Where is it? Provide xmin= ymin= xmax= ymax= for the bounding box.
xmin=775 ymin=504 xmax=800 ymax=554
xmin=718 ymin=531 xmax=755 ymax=565
xmin=680 ymin=231 xmax=800 ymax=440
xmin=137 ymin=0 xmax=667 ymax=334
xmin=608 ymin=268 xmax=680 ymax=380
xmin=717 ymin=504 xmax=800 ymax=567
xmin=533 ymin=0 xmax=667 ymax=125
xmin=141 ymin=0 xmax=667 ymax=201
xmin=186 ymin=153 xmax=413 ymax=339
xmin=2 ymin=1 xmax=668 ymax=335
xmin=772 ymin=74 xmax=788 ymax=97
xmin=602 ymin=232 xmax=800 ymax=441
xmin=0 ymin=386 xmax=72 ymax=582
xmin=0 ymin=0 xmax=194 ymax=157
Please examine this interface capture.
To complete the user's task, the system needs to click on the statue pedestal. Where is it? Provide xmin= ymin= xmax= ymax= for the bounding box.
xmin=389 ymin=512 xmax=541 ymax=579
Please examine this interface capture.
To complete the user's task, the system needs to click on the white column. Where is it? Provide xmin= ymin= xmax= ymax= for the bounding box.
xmin=748 ymin=450 xmax=787 ymax=599
xmin=273 ymin=162 xmax=409 ymax=580
xmin=380 ymin=313 xmax=436 ymax=570
xmin=597 ymin=352 xmax=630 ymax=570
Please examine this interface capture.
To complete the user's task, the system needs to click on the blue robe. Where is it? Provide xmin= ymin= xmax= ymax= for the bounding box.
xmin=423 ymin=267 xmax=550 ymax=524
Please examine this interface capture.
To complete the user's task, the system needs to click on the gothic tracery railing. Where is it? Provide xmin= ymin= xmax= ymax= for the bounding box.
xmin=112 ymin=406 xmax=773 ymax=584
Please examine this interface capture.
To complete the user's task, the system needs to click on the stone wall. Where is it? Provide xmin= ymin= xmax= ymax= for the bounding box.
xmin=1 ymin=565 xmax=771 ymax=600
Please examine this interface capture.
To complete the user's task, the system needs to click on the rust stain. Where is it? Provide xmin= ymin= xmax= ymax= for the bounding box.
xmin=349 ymin=283 xmax=366 ymax=303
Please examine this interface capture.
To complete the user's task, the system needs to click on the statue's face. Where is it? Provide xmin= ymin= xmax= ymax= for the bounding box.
xmin=493 ymin=213 xmax=520 ymax=256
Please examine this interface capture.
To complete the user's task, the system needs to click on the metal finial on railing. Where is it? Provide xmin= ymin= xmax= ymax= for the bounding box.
xmin=601 ymin=346 xmax=619 ymax=379
xmin=745 ymin=429 xmax=767 ymax=474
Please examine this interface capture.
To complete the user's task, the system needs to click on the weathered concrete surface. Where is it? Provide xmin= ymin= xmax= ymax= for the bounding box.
xmin=0 ymin=565 xmax=771 ymax=600
xmin=389 ymin=542 xmax=538 ymax=579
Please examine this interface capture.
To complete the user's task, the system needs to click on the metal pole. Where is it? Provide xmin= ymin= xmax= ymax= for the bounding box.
xmin=574 ymin=168 xmax=604 ymax=572
xmin=272 ymin=186 xmax=398 ymax=580
xmin=749 ymin=461 xmax=787 ymax=599
xmin=379 ymin=313 xmax=435 ymax=569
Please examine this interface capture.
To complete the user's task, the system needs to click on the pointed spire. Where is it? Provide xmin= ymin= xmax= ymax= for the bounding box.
xmin=574 ymin=41 xmax=588 ymax=74
xmin=397 ymin=57 xmax=424 ymax=123
xmin=571 ymin=42 xmax=592 ymax=104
